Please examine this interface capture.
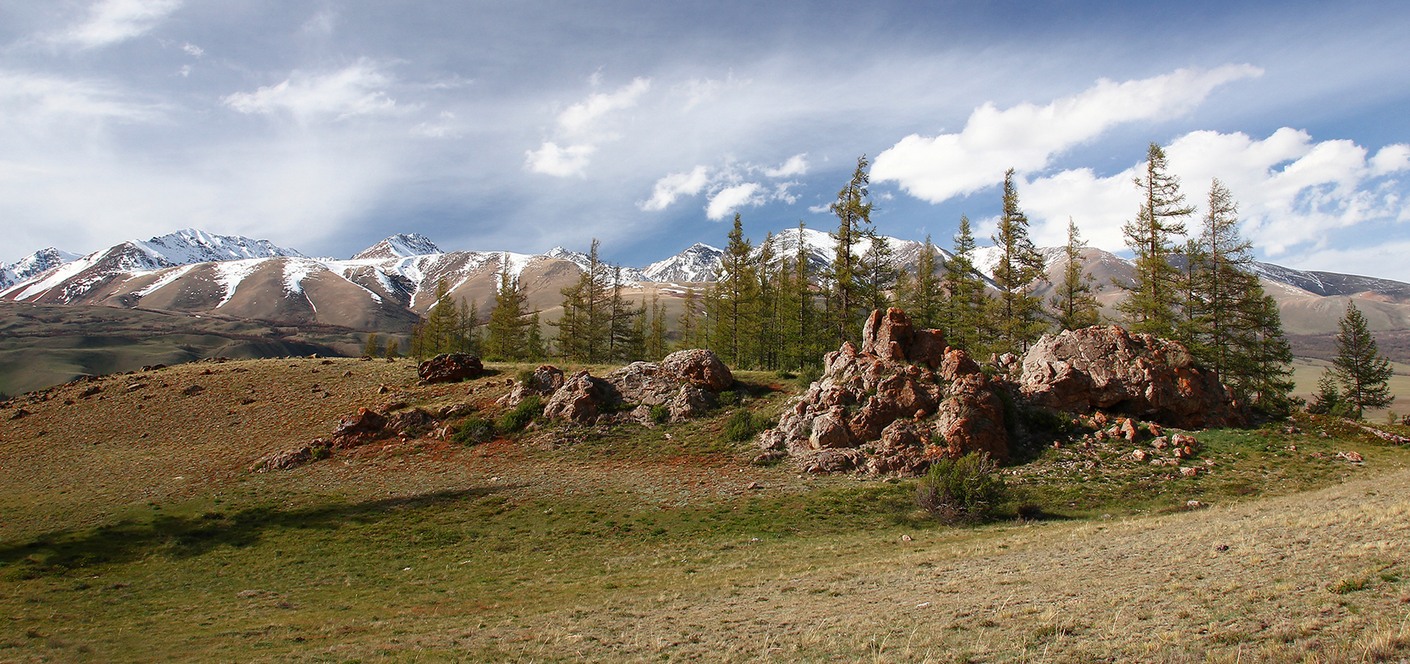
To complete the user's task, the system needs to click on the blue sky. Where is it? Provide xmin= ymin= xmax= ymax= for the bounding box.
xmin=2 ymin=1 xmax=1408 ymax=279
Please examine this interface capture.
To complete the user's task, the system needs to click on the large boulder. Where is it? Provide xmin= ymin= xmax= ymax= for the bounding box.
xmin=418 ymin=353 xmax=485 ymax=384
xmin=540 ymin=350 xmax=733 ymax=425
xmin=1018 ymin=325 xmax=1240 ymax=428
xmin=758 ymin=308 xmax=1011 ymax=475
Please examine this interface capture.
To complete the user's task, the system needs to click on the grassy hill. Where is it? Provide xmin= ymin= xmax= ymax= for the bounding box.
xmin=3 ymin=357 xmax=1410 ymax=660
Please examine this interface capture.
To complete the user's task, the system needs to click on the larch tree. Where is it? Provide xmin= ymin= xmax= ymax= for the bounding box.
xmin=708 ymin=213 xmax=759 ymax=366
xmin=942 ymin=215 xmax=987 ymax=353
xmin=903 ymin=235 xmax=945 ymax=330
xmin=553 ymin=239 xmax=612 ymax=362
xmin=827 ymin=155 xmax=873 ymax=345
xmin=990 ymin=168 xmax=1048 ymax=354
xmin=1051 ymin=218 xmax=1101 ymax=330
xmin=1329 ymin=301 xmax=1394 ymax=419
xmin=1118 ymin=142 xmax=1193 ymax=337
xmin=484 ymin=255 xmax=532 ymax=361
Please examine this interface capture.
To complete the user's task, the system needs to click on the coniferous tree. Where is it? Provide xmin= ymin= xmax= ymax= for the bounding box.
xmin=607 ymin=266 xmax=645 ymax=362
xmin=485 ymin=257 xmax=531 ymax=361
xmin=460 ymin=298 xmax=482 ymax=355
xmin=525 ymin=313 xmax=547 ymax=361
xmin=412 ymin=278 xmax=464 ymax=359
xmin=646 ymin=293 xmax=668 ymax=360
xmin=827 ymin=155 xmax=873 ymax=345
xmin=943 ymin=215 xmax=988 ymax=352
xmin=553 ymin=239 xmax=612 ymax=361
xmin=362 ymin=332 xmax=381 ymax=359
xmin=1240 ymin=292 xmax=1295 ymax=414
xmin=858 ymin=232 xmax=896 ymax=314
xmin=709 ymin=213 xmax=759 ymax=366
xmin=903 ymin=235 xmax=944 ymax=329
xmin=1118 ymin=142 xmax=1192 ymax=337
xmin=383 ymin=337 xmax=400 ymax=360
xmin=990 ymin=169 xmax=1048 ymax=354
xmin=1330 ymin=301 xmax=1394 ymax=419
xmin=676 ymin=287 xmax=703 ymax=351
xmin=1051 ymin=219 xmax=1101 ymax=330
xmin=778 ymin=221 xmax=820 ymax=370
xmin=755 ymin=232 xmax=784 ymax=370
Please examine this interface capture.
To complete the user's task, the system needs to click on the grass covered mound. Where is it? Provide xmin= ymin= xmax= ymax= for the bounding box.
xmin=2 ymin=357 xmax=1409 ymax=661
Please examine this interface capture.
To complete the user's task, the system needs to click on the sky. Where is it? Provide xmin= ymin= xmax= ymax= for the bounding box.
xmin=2 ymin=1 xmax=1409 ymax=280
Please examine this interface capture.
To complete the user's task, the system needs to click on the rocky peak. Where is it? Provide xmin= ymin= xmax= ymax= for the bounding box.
xmin=353 ymin=233 xmax=443 ymax=260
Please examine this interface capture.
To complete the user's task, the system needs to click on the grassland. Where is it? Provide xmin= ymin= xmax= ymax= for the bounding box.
xmin=2 ymin=358 xmax=1409 ymax=661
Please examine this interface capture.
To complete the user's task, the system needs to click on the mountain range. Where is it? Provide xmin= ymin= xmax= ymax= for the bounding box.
xmin=4 ymin=227 xmax=1410 ymax=342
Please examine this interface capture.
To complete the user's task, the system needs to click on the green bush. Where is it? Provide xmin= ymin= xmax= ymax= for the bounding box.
xmin=723 ymin=409 xmax=767 ymax=442
xmin=649 ymin=404 xmax=670 ymax=425
xmin=497 ymin=396 xmax=543 ymax=433
xmin=915 ymin=452 xmax=1007 ymax=525
xmin=451 ymin=416 xmax=496 ymax=446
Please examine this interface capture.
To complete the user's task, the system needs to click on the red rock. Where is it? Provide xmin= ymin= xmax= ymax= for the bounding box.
xmin=660 ymin=349 xmax=734 ymax=391
xmin=417 ymin=353 xmax=485 ymax=384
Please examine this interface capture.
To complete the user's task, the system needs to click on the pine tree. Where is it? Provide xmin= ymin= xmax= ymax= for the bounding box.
xmin=943 ymin=215 xmax=988 ymax=353
xmin=383 ymin=337 xmax=400 ymax=360
xmin=412 ymin=279 xmax=464 ymax=359
xmin=1051 ymin=218 xmax=1100 ymax=330
xmin=1240 ymin=292 xmax=1295 ymax=414
xmin=362 ymin=332 xmax=381 ymax=359
xmin=755 ymin=232 xmax=783 ymax=370
xmin=607 ymin=267 xmax=645 ymax=362
xmin=485 ymin=256 xmax=531 ymax=361
xmin=1330 ymin=301 xmax=1395 ymax=419
xmin=1118 ymin=142 xmax=1192 ymax=337
xmin=827 ymin=155 xmax=873 ymax=345
xmin=990 ymin=169 xmax=1048 ymax=354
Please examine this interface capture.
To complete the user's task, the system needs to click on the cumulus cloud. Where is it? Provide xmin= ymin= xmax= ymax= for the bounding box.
xmin=49 ymin=0 xmax=183 ymax=49
xmin=524 ymin=141 xmax=595 ymax=177
xmin=706 ymin=182 xmax=764 ymax=220
xmin=526 ymin=77 xmax=652 ymax=178
xmin=872 ymin=65 xmax=1263 ymax=204
xmin=223 ymin=60 xmax=402 ymax=122
xmin=557 ymin=77 xmax=650 ymax=136
xmin=639 ymin=165 xmax=711 ymax=211
xmin=181 ymin=42 xmax=203 ymax=57
xmin=763 ymin=153 xmax=808 ymax=178
xmin=1018 ymin=128 xmax=1410 ymax=260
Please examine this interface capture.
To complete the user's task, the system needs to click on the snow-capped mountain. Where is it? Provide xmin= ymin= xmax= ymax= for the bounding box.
xmin=140 ymin=228 xmax=304 ymax=264
xmin=351 ymin=233 xmax=443 ymax=260
xmin=643 ymin=243 xmax=723 ymax=282
xmin=0 ymin=247 xmax=80 ymax=290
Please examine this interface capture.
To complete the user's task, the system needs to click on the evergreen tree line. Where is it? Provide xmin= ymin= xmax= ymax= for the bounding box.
xmin=394 ymin=147 xmax=1305 ymax=415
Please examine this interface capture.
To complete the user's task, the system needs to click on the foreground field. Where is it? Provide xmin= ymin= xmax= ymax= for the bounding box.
xmin=1 ymin=358 xmax=1409 ymax=661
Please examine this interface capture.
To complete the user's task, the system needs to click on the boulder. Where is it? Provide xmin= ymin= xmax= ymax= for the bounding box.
xmin=417 ymin=353 xmax=485 ymax=384
xmin=250 ymin=439 xmax=331 ymax=472
xmin=330 ymin=408 xmax=389 ymax=448
xmin=499 ymin=365 xmax=565 ymax=406
xmin=1018 ymin=325 xmax=1240 ymax=429
xmin=756 ymin=308 xmax=1011 ymax=475
xmin=660 ymin=349 xmax=734 ymax=391
xmin=540 ymin=350 xmax=731 ymax=425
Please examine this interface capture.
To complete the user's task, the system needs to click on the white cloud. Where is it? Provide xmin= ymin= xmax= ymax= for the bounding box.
xmin=706 ymin=182 xmax=764 ymax=220
xmin=524 ymin=141 xmax=595 ymax=177
xmin=639 ymin=165 xmax=711 ymax=211
xmin=181 ymin=41 xmax=203 ymax=57
xmin=763 ymin=153 xmax=808 ymax=178
xmin=872 ymin=65 xmax=1263 ymax=204
xmin=223 ymin=60 xmax=402 ymax=122
xmin=1019 ymin=128 xmax=1410 ymax=260
xmin=557 ymin=77 xmax=650 ymax=136
xmin=49 ymin=0 xmax=183 ymax=49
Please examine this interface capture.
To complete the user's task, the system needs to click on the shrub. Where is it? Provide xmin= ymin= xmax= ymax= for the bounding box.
xmin=916 ymin=452 xmax=1007 ymax=525
xmin=723 ymin=409 xmax=767 ymax=442
xmin=497 ymin=396 xmax=542 ymax=433
xmin=451 ymin=416 xmax=496 ymax=446
xmin=649 ymin=404 xmax=670 ymax=425
xmin=717 ymin=390 xmax=739 ymax=407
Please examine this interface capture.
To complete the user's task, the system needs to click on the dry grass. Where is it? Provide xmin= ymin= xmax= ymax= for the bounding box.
xmin=1 ymin=358 xmax=1409 ymax=661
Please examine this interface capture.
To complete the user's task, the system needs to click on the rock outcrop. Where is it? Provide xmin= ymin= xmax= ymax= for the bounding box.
xmin=757 ymin=308 xmax=1010 ymax=475
xmin=540 ymin=349 xmax=735 ymax=425
xmin=417 ymin=353 xmax=485 ymax=384
xmin=499 ymin=365 xmax=565 ymax=407
xmin=1018 ymin=325 xmax=1240 ymax=428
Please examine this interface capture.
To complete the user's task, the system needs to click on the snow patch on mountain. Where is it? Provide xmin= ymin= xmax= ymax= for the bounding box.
xmin=0 ymin=248 xmax=80 ymax=290
xmin=139 ymin=228 xmax=302 ymax=265
xmin=352 ymin=233 xmax=443 ymax=260
xmin=135 ymin=265 xmax=197 ymax=297
xmin=212 ymin=259 xmax=262 ymax=308
xmin=643 ymin=243 xmax=722 ymax=282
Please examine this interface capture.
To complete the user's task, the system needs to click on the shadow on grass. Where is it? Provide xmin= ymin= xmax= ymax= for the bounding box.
xmin=0 ymin=486 xmax=514 ymax=579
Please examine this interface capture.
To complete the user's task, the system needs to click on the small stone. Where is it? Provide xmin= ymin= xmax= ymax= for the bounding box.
xmin=1131 ymin=449 xmax=1148 ymax=462
xmin=1215 ymin=544 xmax=1229 ymax=552
xmin=747 ymin=481 xmax=763 ymax=490
xmin=1338 ymin=451 xmax=1365 ymax=463
xmin=1179 ymin=466 xmax=1199 ymax=478
xmin=901 ymin=534 xmax=913 ymax=542
xmin=181 ymin=384 xmax=204 ymax=396
xmin=1186 ymin=500 xmax=1205 ymax=509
